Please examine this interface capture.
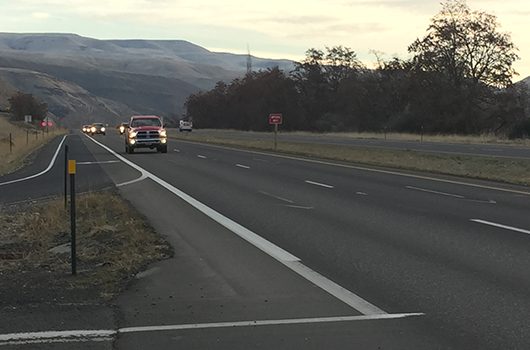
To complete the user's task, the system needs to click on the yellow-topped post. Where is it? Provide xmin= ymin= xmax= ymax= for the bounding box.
xmin=68 ymin=160 xmax=76 ymax=174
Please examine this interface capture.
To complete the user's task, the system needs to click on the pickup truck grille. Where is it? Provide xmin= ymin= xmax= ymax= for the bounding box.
xmin=136 ymin=131 xmax=159 ymax=139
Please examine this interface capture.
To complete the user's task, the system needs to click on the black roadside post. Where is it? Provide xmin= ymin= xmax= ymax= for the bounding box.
xmin=420 ymin=125 xmax=424 ymax=142
xmin=26 ymin=130 xmax=29 ymax=145
xmin=268 ymin=113 xmax=283 ymax=151
xmin=69 ymin=159 xmax=77 ymax=275
xmin=9 ymin=133 xmax=12 ymax=153
xmin=64 ymin=145 xmax=69 ymax=209
xmin=274 ymin=123 xmax=278 ymax=151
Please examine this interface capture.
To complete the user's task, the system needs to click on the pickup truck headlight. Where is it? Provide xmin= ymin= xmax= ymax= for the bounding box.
xmin=159 ymin=130 xmax=167 ymax=137
xmin=129 ymin=131 xmax=137 ymax=138
xmin=91 ymin=127 xmax=96 ymax=133
xmin=101 ymin=127 xmax=106 ymax=132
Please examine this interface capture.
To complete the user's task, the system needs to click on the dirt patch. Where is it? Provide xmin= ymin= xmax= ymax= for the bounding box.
xmin=0 ymin=191 xmax=172 ymax=306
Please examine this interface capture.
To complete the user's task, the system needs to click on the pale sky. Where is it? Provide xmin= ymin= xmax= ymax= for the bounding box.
xmin=0 ymin=0 xmax=528 ymax=79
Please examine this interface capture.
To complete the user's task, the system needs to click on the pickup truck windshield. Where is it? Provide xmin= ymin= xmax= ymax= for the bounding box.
xmin=131 ymin=119 xmax=161 ymax=127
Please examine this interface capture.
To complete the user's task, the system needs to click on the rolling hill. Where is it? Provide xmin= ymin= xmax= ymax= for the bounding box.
xmin=0 ymin=33 xmax=294 ymax=126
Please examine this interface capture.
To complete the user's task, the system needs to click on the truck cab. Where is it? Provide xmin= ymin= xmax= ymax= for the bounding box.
xmin=125 ymin=115 xmax=167 ymax=154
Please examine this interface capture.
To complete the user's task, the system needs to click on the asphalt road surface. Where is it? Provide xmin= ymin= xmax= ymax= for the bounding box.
xmin=186 ymin=129 xmax=530 ymax=159
xmin=2 ymin=131 xmax=530 ymax=349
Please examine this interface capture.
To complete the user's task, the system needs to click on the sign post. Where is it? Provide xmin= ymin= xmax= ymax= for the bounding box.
xmin=268 ymin=113 xmax=283 ymax=151
xmin=68 ymin=159 xmax=77 ymax=276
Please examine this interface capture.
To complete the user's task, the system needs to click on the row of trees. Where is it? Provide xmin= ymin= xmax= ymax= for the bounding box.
xmin=185 ymin=0 xmax=529 ymax=137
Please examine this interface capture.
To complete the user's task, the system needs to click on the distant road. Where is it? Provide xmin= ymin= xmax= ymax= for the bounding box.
xmin=184 ymin=129 xmax=530 ymax=160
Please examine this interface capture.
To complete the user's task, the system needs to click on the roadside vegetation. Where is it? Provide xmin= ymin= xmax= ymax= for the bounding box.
xmin=185 ymin=0 xmax=529 ymax=138
xmin=171 ymin=131 xmax=530 ymax=186
xmin=0 ymin=114 xmax=62 ymax=175
xmin=0 ymin=192 xmax=172 ymax=305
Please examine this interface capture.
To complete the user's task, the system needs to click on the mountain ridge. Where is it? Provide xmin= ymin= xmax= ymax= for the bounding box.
xmin=0 ymin=33 xmax=294 ymax=126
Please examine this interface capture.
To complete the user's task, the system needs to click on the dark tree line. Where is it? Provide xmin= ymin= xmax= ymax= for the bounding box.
xmin=185 ymin=0 xmax=529 ymax=137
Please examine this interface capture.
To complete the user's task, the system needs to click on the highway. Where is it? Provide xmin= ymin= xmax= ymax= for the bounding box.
xmin=189 ymin=129 xmax=530 ymax=159
xmin=2 ymin=131 xmax=530 ymax=349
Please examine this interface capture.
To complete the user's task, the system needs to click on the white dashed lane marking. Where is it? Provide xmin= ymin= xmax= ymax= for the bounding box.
xmin=305 ymin=180 xmax=334 ymax=189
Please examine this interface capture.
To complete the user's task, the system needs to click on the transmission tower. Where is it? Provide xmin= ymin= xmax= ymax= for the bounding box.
xmin=246 ymin=44 xmax=252 ymax=75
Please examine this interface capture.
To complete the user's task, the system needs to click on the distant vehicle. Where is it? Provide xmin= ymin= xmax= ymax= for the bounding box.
xmin=179 ymin=120 xmax=193 ymax=132
xmin=125 ymin=115 xmax=167 ymax=154
xmin=118 ymin=122 xmax=129 ymax=135
xmin=89 ymin=123 xmax=106 ymax=135
xmin=82 ymin=125 xmax=91 ymax=133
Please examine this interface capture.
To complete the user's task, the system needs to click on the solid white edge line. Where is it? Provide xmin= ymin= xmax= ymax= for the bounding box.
xmin=0 ymin=313 xmax=425 ymax=344
xmin=119 ymin=313 xmax=424 ymax=334
xmin=84 ymin=134 xmax=298 ymax=263
xmin=197 ymin=155 xmax=207 ymax=159
xmin=305 ymin=180 xmax=334 ymax=189
xmin=0 ymin=330 xmax=115 ymax=342
xmin=0 ymin=135 xmax=67 ymax=186
xmin=470 ymin=219 xmax=530 ymax=235
xmin=236 ymin=164 xmax=250 ymax=169
xmin=84 ymin=134 xmax=386 ymax=315
xmin=173 ymin=139 xmax=530 ymax=196
xmin=283 ymin=261 xmax=385 ymax=314
xmin=406 ymin=186 xmax=465 ymax=199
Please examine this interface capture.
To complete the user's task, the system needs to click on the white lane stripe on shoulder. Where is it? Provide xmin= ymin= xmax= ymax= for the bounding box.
xmin=84 ymin=134 xmax=386 ymax=315
xmin=0 ymin=135 xmax=67 ymax=186
xmin=471 ymin=219 xmax=530 ymax=235
xmin=0 ymin=313 xmax=424 ymax=345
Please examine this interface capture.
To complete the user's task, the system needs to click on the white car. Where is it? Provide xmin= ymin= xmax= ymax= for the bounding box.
xmin=179 ymin=120 xmax=192 ymax=132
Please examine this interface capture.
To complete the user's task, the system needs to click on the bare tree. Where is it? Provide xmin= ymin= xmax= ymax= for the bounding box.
xmin=409 ymin=0 xmax=519 ymax=88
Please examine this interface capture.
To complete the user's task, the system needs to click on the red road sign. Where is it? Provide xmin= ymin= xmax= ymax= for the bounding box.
xmin=268 ymin=113 xmax=283 ymax=125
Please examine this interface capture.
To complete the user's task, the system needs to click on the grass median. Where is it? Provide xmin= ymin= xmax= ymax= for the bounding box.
xmin=0 ymin=191 xmax=172 ymax=305
xmin=170 ymin=131 xmax=530 ymax=186
xmin=0 ymin=114 xmax=65 ymax=176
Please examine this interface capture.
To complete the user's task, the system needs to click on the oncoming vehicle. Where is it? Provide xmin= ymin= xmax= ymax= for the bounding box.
xmin=82 ymin=125 xmax=91 ymax=133
xmin=118 ymin=122 xmax=129 ymax=135
xmin=125 ymin=115 xmax=167 ymax=154
xmin=89 ymin=123 xmax=106 ymax=135
xmin=179 ymin=120 xmax=193 ymax=132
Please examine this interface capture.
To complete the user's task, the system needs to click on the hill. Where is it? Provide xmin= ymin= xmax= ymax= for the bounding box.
xmin=0 ymin=33 xmax=294 ymax=126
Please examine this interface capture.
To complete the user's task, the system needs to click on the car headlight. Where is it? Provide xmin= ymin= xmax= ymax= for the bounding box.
xmin=101 ymin=127 xmax=106 ymax=132
xmin=159 ymin=130 xmax=167 ymax=137
xmin=82 ymin=127 xmax=86 ymax=132
xmin=119 ymin=126 xmax=125 ymax=132
xmin=129 ymin=131 xmax=137 ymax=138
xmin=91 ymin=127 xmax=96 ymax=132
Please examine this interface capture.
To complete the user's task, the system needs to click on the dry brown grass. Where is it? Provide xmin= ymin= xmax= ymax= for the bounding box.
xmin=0 ymin=192 xmax=172 ymax=303
xmin=0 ymin=115 xmax=65 ymax=175
xmin=170 ymin=132 xmax=530 ymax=186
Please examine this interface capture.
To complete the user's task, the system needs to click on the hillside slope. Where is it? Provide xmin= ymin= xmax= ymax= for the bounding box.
xmin=0 ymin=33 xmax=294 ymax=126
